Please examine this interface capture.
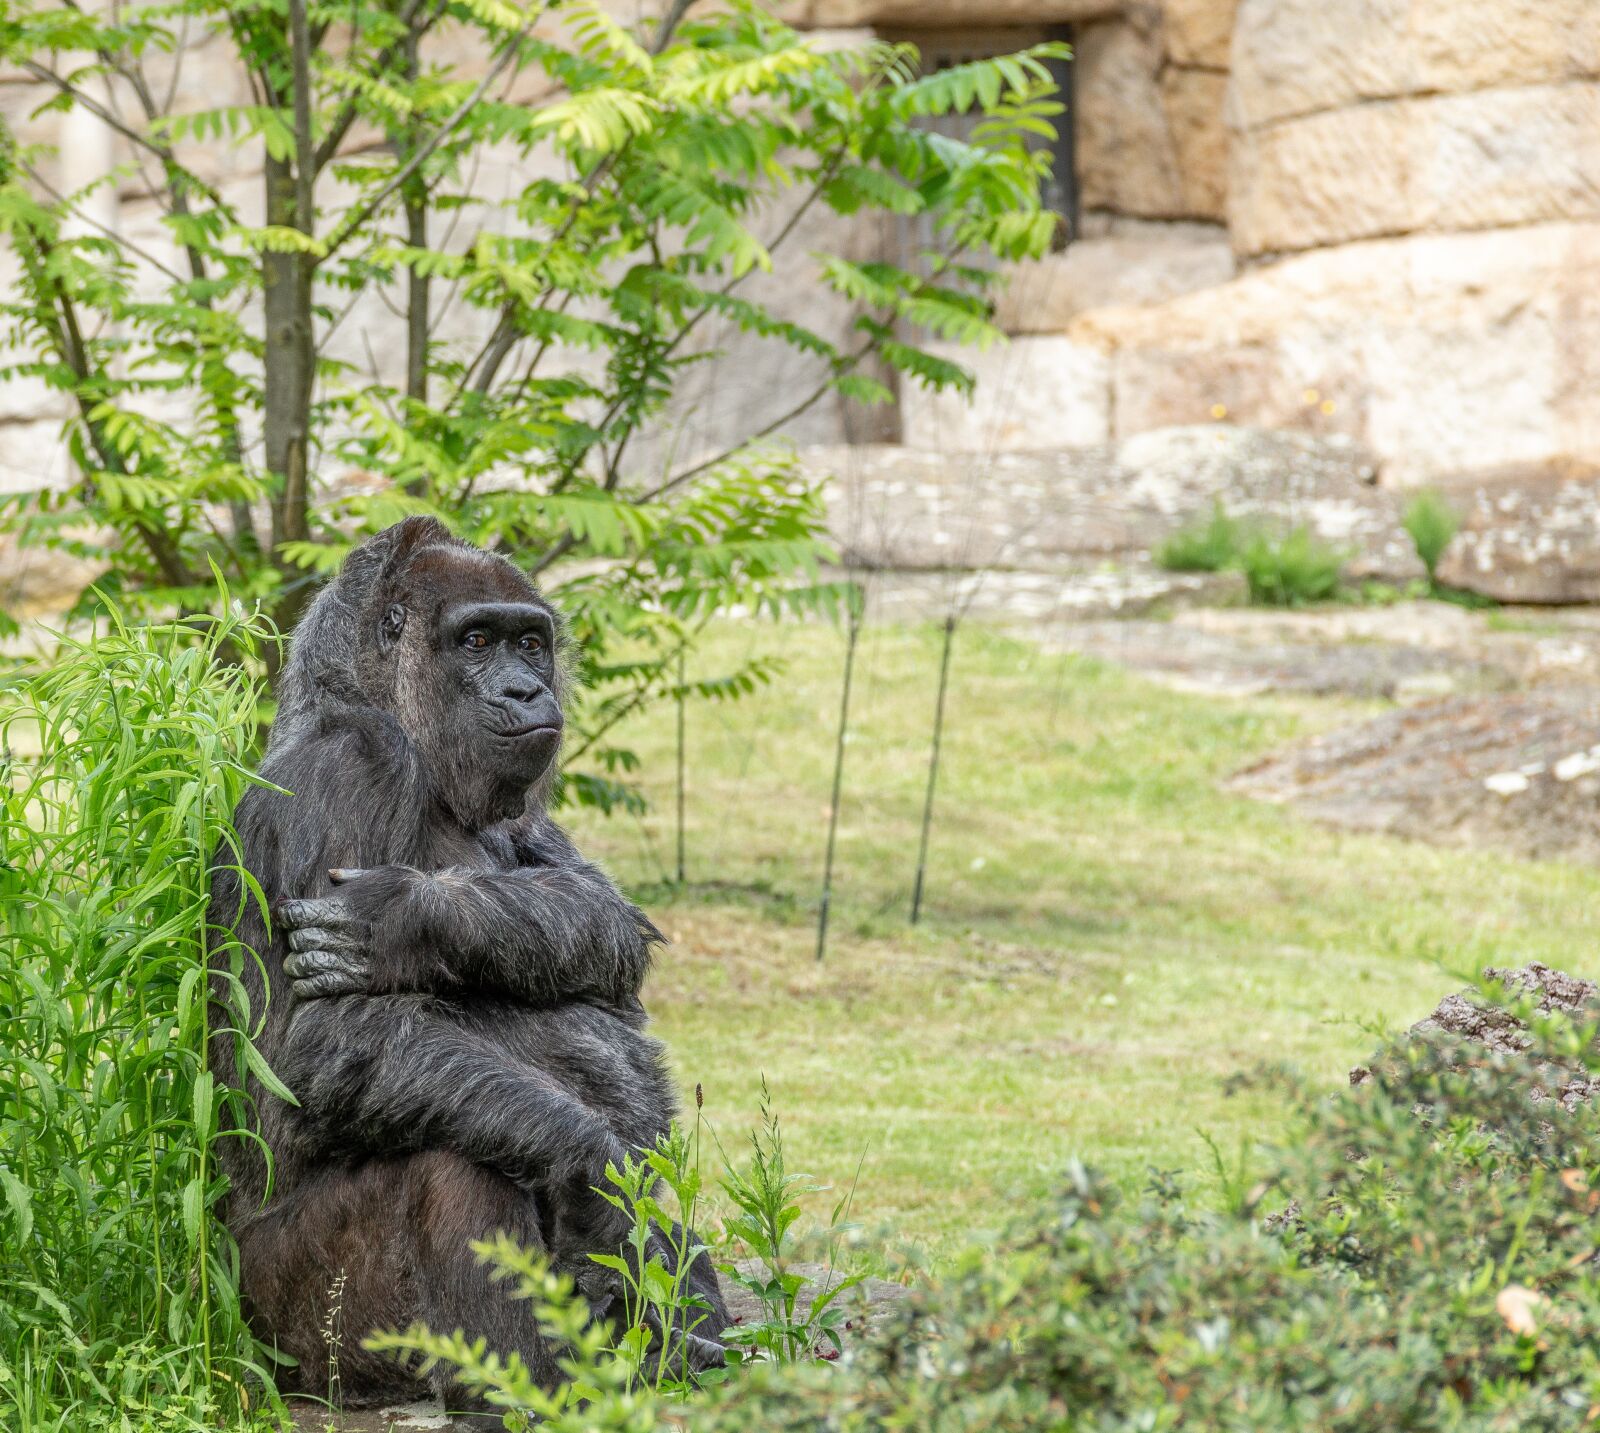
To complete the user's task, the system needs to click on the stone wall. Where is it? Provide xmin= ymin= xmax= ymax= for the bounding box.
xmin=892 ymin=0 xmax=1600 ymax=489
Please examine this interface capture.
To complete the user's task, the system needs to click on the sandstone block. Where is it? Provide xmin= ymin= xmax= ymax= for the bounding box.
xmin=1231 ymin=83 xmax=1600 ymax=255
xmin=898 ymin=336 xmax=1110 ymax=453
xmin=993 ymin=222 xmax=1235 ymax=333
xmin=1162 ymin=67 xmax=1229 ymax=219
xmin=1162 ymin=0 xmax=1237 ymax=69
xmin=1076 ymin=18 xmax=1183 ymax=219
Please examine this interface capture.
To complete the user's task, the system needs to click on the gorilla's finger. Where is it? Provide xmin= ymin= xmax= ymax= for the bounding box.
xmin=278 ymin=896 xmax=362 ymax=932
xmin=292 ymin=972 xmax=363 ymax=1000
xmin=683 ymin=1333 xmax=727 ymax=1374
xmin=285 ymin=947 xmax=367 ymax=983
xmin=287 ymin=925 xmax=365 ymax=954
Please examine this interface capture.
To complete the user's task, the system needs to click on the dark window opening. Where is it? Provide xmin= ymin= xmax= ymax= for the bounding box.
xmin=882 ymin=24 xmax=1078 ymax=249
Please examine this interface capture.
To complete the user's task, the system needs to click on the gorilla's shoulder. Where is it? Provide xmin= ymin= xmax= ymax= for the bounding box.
xmin=249 ymin=702 xmax=422 ymax=822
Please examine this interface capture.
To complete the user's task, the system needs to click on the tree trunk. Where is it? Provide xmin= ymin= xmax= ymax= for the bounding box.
xmin=262 ymin=152 xmax=316 ymax=672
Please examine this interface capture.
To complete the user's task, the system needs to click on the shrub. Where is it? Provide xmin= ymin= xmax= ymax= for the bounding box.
xmin=1237 ymin=524 xmax=1345 ymax=606
xmin=0 ymin=605 xmax=281 ymax=1430
xmin=701 ymin=973 xmax=1600 ymax=1430
xmin=1403 ymin=491 xmax=1464 ymax=589
xmin=1154 ymin=502 xmax=1245 ymax=573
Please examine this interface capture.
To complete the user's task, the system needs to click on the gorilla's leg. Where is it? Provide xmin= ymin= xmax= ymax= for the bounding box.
xmin=238 ymin=1152 xmax=563 ymax=1408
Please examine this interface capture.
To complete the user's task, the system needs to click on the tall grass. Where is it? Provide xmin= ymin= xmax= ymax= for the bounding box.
xmin=0 ymin=604 xmax=281 ymax=1431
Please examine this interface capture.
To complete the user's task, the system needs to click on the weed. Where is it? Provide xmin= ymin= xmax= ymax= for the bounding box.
xmin=1402 ymin=490 xmax=1462 ymax=587
xmin=1237 ymin=525 xmax=1345 ymax=606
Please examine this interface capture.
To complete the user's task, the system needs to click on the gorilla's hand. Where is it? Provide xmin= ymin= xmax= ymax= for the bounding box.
xmin=277 ymin=870 xmax=376 ymax=1000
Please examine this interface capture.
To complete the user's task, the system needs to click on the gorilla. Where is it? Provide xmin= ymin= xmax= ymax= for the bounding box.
xmin=208 ymin=516 xmax=728 ymax=1407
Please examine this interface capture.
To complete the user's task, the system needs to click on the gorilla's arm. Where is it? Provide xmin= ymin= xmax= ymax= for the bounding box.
xmin=277 ymin=996 xmax=638 ymax=1249
xmin=279 ymin=829 xmax=658 ymax=1007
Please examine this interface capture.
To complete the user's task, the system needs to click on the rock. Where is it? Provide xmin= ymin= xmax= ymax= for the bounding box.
xmin=1071 ymin=220 xmax=1600 ymax=485
xmin=861 ymin=566 xmax=1249 ymax=624
xmin=780 ymin=0 xmax=1111 ymax=24
xmin=1077 ymin=19 xmax=1184 ymax=220
xmin=1163 ymin=68 xmax=1230 ymax=220
xmin=721 ymin=1259 xmax=908 ymax=1339
xmin=1163 ymin=0 xmax=1238 ymax=69
xmin=1232 ymin=687 xmax=1600 ymax=862
xmin=1230 ymin=84 xmax=1600 ymax=256
xmin=1230 ymin=0 xmax=1600 ymax=130
xmin=811 ymin=425 xmax=1401 ymax=578
xmin=994 ymin=223 xmax=1236 ymax=334
xmin=897 ymin=337 xmax=1111 ymax=453
xmin=1351 ymin=963 xmax=1600 ymax=1112
xmin=1434 ymin=462 xmax=1600 ymax=604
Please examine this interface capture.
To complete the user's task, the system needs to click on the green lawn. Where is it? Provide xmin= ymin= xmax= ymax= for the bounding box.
xmin=569 ymin=618 xmax=1600 ymax=1263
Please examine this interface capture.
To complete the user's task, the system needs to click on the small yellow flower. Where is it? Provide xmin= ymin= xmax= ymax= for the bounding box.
xmin=1210 ymin=403 xmax=1228 ymax=420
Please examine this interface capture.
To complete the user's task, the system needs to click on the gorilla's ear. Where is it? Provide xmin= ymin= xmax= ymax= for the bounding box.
xmin=379 ymin=602 xmax=407 ymax=650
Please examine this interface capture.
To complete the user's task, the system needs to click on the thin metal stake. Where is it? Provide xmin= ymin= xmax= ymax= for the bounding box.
xmin=910 ymin=614 xmax=957 ymax=925
xmin=816 ymin=595 xmax=863 ymax=962
xmin=675 ymin=650 xmax=686 ymax=885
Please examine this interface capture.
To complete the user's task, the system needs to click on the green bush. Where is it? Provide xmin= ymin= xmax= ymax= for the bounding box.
xmin=1404 ymin=491 xmax=1464 ymax=588
xmin=700 ymin=975 xmax=1600 ymax=1431
xmin=0 ymin=606 xmax=282 ymax=1431
xmin=1237 ymin=525 xmax=1345 ymax=606
xmin=1153 ymin=502 xmax=1245 ymax=573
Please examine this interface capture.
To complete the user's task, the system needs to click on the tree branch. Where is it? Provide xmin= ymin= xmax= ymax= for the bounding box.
xmin=319 ymin=7 xmax=541 ymax=262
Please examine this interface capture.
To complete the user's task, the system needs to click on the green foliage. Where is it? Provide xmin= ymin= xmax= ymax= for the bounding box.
xmin=716 ymin=1080 xmax=863 ymax=1365
xmin=589 ymin=1122 xmax=727 ymax=1396
xmin=364 ymin=1235 xmax=656 ymax=1432
xmin=1237 ymin=525 xmax=1345 ymax=607
xmin=0 ymin=602 xmax=280 ymax=1430
xmin=371 ymin=1091 xmax=869 ymax=1417
xmin=1155 ymin=506 xmax=1346 ymax=605
xmin=1153 ymin=501 xmax=1245 ymax=573
xmin=700 ymin=977 xmax=1600 ymax=1430
xmin=1403 ymin=490 xmax=1463 ymax=587
xmin=0 ymin=0 xmax=1063 ymax=810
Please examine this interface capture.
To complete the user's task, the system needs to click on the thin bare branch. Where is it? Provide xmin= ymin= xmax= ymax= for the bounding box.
xmin=320 ymin=7 xmax=542 ymax=262
xmin=19 ymin=60 xmax=228 ymax=211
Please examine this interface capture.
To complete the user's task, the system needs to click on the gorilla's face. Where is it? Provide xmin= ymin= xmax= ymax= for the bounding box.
xmin=438 ymin=598 xmax=564 ymax=782
xmin=378 ymin=547 xmax=566 ymax=829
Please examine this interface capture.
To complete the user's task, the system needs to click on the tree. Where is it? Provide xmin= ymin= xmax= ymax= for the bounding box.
xmin=0 ymin=0 xmax=1063 ymax=809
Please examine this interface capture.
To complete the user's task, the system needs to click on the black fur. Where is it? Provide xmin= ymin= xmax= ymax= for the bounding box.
xmin=209 ymin=517 xmax=728 ymax=1406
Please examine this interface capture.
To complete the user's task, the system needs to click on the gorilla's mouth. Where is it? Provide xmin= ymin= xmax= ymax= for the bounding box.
xmin=497 ymin=722 xmax=561 ymax=741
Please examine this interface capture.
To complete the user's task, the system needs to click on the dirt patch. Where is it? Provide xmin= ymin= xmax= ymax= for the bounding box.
xmin=1231 ymin=688 xmax=1600 ymax=862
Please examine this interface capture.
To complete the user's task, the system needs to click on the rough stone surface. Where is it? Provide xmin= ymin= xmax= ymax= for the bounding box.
xmin=1163 ymin=0 xmax=1238 ymax=69
xmin=1163 ymin=67 xmax=1230 ymax=220
xmin=1077 ymin=19 xmax=1184 ymax=220
xmin=993 ymin=222 xmax=1236 ymax=334
xmin=1434 ymin=462 xmax=1600 ymax=604
xmin=780 ymin=0 xmax=1116 ymax=24
xmin=1231 ymin=687 xmax=1600 ymax=863
xmin=812 ymin=425 xmax=1404 ymax=579
xmin=897 ymin=337 xmax=1111 ymax=453
xmin=1229 ymin=84 xmax=1600 ymax=256
xmin=1072 ymin=220 xmax=1600 ymax=485
xmin=1351 ymin=963 xmax=1600 ymax=1112
xmin=1230 ymin=0 xmax=1600 ymax=130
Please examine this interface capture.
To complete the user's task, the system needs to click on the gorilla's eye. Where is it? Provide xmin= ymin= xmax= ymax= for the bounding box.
xmin=462 ymin=631 xmax=490 ymax=651
xmin=518 ymin=633 xmax=544 ymax=655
